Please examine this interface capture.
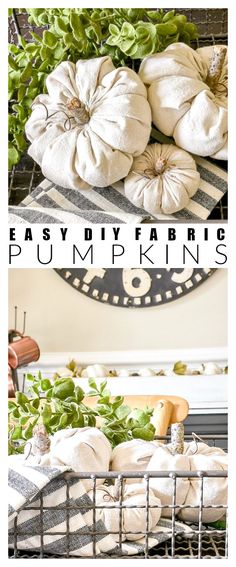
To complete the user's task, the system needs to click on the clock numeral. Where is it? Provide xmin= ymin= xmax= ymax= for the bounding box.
xmin=122 ymin=269 xmax=151 ymax=297
xmin=83 ymin=269 xmax=106 ymax=284
xmin=171 ymin=269 xmax=194 ymax=283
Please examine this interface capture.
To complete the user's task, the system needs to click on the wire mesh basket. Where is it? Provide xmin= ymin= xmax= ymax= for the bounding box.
xmin=9 ymin=434 xmax=227 ymax=559
xmin=8 ymin=9 xmax=228 ymax=219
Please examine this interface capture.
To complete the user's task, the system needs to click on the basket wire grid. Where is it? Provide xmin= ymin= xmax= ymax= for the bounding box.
xmin=8 ymin=9 xmax=228 ymax=219
xmin=9 ymin=434 xmax=228 ymax=560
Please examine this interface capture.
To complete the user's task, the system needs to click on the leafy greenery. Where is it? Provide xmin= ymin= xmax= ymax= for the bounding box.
xmin=208 ymin=519 xmax=226 ymax=530
xmin=8 ymin=8 xmax=198 ymax=168
xmin=8 ymin=372 xmax=155 ymax=454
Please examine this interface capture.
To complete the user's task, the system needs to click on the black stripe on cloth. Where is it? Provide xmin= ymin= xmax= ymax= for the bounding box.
xmin=9 ymin=207 xmax=61 ymax=224
xmin=11 ymin=519 xmax=115 ymax=555
xmin=37 ymin=194 xmax=61 ymax=209
xmin=27 ymin=185 xmax=49 ymax=199
xmin=173 ymin=209 xmax=199 ymax=220
xmin=28 ymin=475 xmax=80 ymax=502
xmin=191 ymin=188 xmax=217 ymax=210
xmin=9 ymin=493 xmax=100 ymax=542
xmin=197 ymin=165 xmax=227 ymax=193
xmin=53 ymin=185 xmax=104 ymax=211
xmin=93 ymin=185 xmax=151 ymax=216
xmin=8 ymin=504 xmax=15 ymax=518
xmin=8 ymin=468 xmax=39 ymax=501
xmin=74 ymin=210 xmax=125 ymax=223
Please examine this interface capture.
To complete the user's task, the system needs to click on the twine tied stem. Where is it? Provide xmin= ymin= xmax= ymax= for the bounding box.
xmin=206 ymin=46 xmax=227 ymax=95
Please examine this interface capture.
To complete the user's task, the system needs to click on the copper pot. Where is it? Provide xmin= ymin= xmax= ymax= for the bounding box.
xmin=8 ymin=336 xmax=40 ymax=370
xmin=8 ymin=366 xmax=15 ymax=398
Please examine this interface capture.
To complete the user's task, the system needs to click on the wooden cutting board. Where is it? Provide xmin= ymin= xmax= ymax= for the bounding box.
xmin=84 ymin=394 xmax=189 ymax=436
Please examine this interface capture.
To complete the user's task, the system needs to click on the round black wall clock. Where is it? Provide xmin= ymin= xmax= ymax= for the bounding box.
xmin=54 ymin=268 xmax=216 ymax=308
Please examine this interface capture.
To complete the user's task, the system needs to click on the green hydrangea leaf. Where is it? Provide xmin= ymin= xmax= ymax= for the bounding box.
xmin=40 ymin=378 xmax=52 ymax=391
xmin=30 ymin=31 xmax=43 ymax=43
xmin=109 ymin=23 xmax=120 ymax=37
xmin=14 ymin=132 xmax=27 ymax=152
xmin=70 ymin=13 xmax=86 ymax=42
xmin=53 ymin=16 xmax=69 ymax=36
xmin=8 ymin=55 xmax=18 ymax=71
xmin=121 ymin=22 xmax=135 ymax=39
xmin=183 ymin=22 xmax=198 ymax=38
xmin=11 ymin=425 xmax=23 ymax=440
xmin=43 ymin=30 xmax=58 ymax=49
xmin=171 ymin=15 xmax=187 ymax=30
xmin=156 ymin=22 xmax=178 ymax=36
xmin=17 ymin=84 xmax=26 ymax=102
xmin=162 ymin=10 xmax=176 ymax=22
xmin=21 ymin=62 xmax=33 ymax=82
xmin=41 ymin=403 xmax=52 ymax=425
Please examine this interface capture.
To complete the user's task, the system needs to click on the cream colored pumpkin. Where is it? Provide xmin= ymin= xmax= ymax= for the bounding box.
xmin=88 ymin=483 xmax=161 ymax=541
xmin=117 ymin=368 xmax=134 ymax=377
xmin=25 ymin=56 xmax=151 ymax=189
xmin=111 ymin=439 xmax=161 ymax=480
xmin=139 ymin=43 xmax=227 ymax=159
xmin=146 ymin=441 xmax=227 ymax=522
xmin=111 ymin=439 xmax=227 ymax=523
xmin=81 ymin=364 xmax=109 ymax=378
xmin=138 ymin=367 xmax=156 ymax=377
xmin=124 ymin=143 xmax=200 ymax=214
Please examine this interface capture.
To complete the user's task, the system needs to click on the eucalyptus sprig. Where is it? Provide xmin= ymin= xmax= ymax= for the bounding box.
xmin=8 ymin=372 xmax=155 ymax=454
xmin=8 ymin=8 xmax=198 ymax=169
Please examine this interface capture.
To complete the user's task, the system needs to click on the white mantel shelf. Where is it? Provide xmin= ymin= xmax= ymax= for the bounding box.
xmin=18 ymin=348 xmax=228 ymax=415
xmin=72 ymin=375 xmax=228 ymax=414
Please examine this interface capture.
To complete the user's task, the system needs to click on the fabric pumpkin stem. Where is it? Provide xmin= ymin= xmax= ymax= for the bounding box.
xmin=206 ymin=46 xmax=227 ymax=95
xmin=171 ymin=422 xmax=184 ymax=455
xmin=32 ymin=424 xmax=51 ymax=456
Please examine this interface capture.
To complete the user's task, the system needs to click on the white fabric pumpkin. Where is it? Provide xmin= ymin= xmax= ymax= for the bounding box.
xmin=118 ymin=369 xmax=135 ymax=377
xmin=146 ymin=441 xmax=227 ymax=522
xmin=138 ymin=367 xmax=156 ymax=377
xmin=88 ymin=483 xmax=161 ymax=541
xmin=201 ymin=362 xmax=222 ymax=375
xmin=139 ymin=43 xmax=228 ymax=159
xmin=25 ymin=56 xmax=152 ymax=189
xmin=111 ymin=439 xmax=160 ymax=481
xmin=124 ymin=143 xmax=200 ymax=214
xmin=81 ymin=364 xmax=109 ymax=378
xmin=29 ymin=427 xmax=111 ymax=490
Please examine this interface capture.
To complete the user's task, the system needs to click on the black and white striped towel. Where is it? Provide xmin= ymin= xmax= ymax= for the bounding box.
xmin=8 ymin=461 xmax=192 ymax=557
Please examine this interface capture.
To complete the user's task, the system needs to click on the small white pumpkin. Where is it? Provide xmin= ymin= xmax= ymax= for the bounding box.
xmin=201 ymin=362 xmax=222 ymax=375
xmin=117 ymin=368 xmax=136 ymax=377
xmin=88 ymin=483 xmax=161 ymax=541
xmin=25 ymin=56 xmax=151 ymax=189
xmin=124 ymin=143 xmax=200 ymax=214
xmin=139 ymin=43 xmax=228 ymax=159
xmin=53 ymin=367 xmax=75 ymax=379
xmin=81 ymin=364 xmax=109 ymax=378
xmin=146 ymin=441 xmax=227 ymax=522
xmin=138 ymin=367 xmax=156 ymax=377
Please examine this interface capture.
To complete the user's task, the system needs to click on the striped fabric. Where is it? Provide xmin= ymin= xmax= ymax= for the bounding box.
xmin=8 ymin=461 xmax=192 ymax=557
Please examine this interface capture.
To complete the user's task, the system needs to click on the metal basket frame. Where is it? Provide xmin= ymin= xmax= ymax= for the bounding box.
xmin=9 ymin=434 xmax=228 ymax=559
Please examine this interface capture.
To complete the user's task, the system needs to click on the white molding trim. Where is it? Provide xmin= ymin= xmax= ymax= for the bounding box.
xmin=25 ymin=347 xmax=228 ymax=370
xmin=18 ymin=347 xmax=228 ymax=414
